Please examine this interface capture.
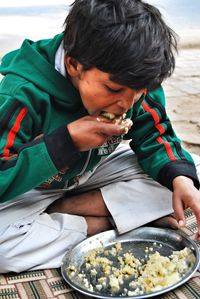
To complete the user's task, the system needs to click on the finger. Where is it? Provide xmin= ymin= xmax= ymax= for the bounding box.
xmin=150 ymin=215 xmax=179 ymax=229
xmin=96 ymin=122 xmax=128 ymax=137
xmin=96 ymin=118 xmax=133 ymax=135
xmin=172 ymin=194 xmax=186 ymax=227
xmin=194 ymin=232 xmax=200 ymax=241
xmin=193 ymin=210 xmax=200 ymax=236
xmin=95 ymin=116 xmax=133 ymax=130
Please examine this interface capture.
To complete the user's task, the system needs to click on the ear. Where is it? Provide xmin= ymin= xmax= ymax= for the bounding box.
xmin=64 ymin=55 xmax=82 ymax=77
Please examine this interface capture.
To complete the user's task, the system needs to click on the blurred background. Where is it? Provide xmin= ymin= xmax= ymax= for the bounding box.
xmin=0 ymin=0 xmax=200 ymax=56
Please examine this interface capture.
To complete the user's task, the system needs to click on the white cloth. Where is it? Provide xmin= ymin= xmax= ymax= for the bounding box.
xmin=55 ymin=40 xmax=66 ymax=77
xmin=0 ymin=212 xmax=87 ymax=272
xmin=73 ymin=144 xmax=174 ymax=234
xmin=0 ymin=144 xmax=199 ymax=273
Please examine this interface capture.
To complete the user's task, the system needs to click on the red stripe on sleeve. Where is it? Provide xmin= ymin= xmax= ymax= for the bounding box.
xmin=3 ymin=107 xmax=28 ymax=159
xmin=142 ymin=101 xmax=176 ymax=160
xmin=156 ymin=136 xmax=177 ymax=161
xmin=143 ymin=88 xmax=147 ymax=96
xmin=142 ymin=102 xmax=160 ymax=130
xmin=156 ymin=123 xmax=165 ymax=135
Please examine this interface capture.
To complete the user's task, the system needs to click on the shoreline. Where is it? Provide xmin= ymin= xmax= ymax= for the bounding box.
xmin=1 ymin=35 xmax=200 ymax=60
xmin=180 ymin=44 xmax=200 ymax=50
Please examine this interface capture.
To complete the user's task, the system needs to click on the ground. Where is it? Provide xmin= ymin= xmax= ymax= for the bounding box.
xmin=163 ymin=48 xmax=200 ymax=156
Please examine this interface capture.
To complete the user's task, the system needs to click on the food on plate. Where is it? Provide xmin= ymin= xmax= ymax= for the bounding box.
xmin=67 ymin=241 xmax=195 ymax=296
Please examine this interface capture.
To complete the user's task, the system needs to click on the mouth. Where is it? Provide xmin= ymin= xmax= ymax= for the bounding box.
xmin=100 ymin=111 xmax=132 ymax=134
xmin=100 ymin=111 xmax=126 ymax=122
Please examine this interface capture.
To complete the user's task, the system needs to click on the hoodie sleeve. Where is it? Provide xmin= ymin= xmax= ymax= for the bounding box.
xmin=127 ymin=86 xmax=199 ymax=191
xmin=0 ymin=94 xmax=80 ymax=203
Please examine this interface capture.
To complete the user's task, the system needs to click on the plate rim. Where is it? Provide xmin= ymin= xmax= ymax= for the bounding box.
xmin=61 ymin=227 xmax=200 ymax=299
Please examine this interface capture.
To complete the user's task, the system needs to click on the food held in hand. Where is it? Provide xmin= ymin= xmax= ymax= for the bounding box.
xmin=100 ymin=112 xmax=132 ymax=134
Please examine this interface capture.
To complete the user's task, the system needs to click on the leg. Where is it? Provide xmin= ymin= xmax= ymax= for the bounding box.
xmin=0 ymin=190 xmax=112 ymax=273
xmin=48 ymin=144 xmax=200 ymax=234
xmin=47 ymin=189 xmax=178 ymax=230
xmin=46 ymin=190 xmax=110 ymax=216
xmin=51 ymin=144 xmax=175 ymax=234
xmin=100 ymin=178 xmax=174 ymax=234
xmin=149 ymin=214 xmax=179 ymax=229
xmin=0 ymin=212 xmax=87 ymax=273
xmin=46 ymin=190 xmax=112 ymax=236
xmin=85 ymin=216 xmax=112 ymax=236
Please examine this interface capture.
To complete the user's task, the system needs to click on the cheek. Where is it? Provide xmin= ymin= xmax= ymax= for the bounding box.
xmin=79 ymin=81 xmax=108 ymax=107
xmin=78 ymin=82 xmax=102 ymax=113
xmin=79 ymin=79 xmax=98 ymax=98
xmin=80 ymin=83 xmax=99 ymax=105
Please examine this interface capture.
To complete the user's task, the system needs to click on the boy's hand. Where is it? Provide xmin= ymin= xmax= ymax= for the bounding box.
xmin=172 ymin=176 xmax=200 ymax=239
xmin=67 ymin=115 xmax=132 ymax=152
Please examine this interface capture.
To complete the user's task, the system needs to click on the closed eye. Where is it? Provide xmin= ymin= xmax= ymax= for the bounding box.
xmin=105 ymin=85 xmax=123 ymax=93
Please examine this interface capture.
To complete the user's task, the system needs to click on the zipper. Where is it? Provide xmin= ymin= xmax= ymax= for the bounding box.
xmin=79 ymin=149 xmax=92 ymax=176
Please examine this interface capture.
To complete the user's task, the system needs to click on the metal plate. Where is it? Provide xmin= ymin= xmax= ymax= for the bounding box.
xmin=61 ymin=227 xmax=200 ymax=298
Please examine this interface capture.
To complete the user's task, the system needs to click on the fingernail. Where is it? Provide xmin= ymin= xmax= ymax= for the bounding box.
xmin=178 ymin=220 xmax=185 ymax=227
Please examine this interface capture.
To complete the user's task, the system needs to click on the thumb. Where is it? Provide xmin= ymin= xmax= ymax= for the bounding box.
xmin=172 ymin=193 xmax=186 ymax=228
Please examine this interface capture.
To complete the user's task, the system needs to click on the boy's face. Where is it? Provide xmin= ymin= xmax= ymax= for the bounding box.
xmin=65 ymin=56 xmax=145 ymax=116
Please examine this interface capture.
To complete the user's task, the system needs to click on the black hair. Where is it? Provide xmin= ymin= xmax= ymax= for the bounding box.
xmin=63 ymin=0 xmax=178 ymax=91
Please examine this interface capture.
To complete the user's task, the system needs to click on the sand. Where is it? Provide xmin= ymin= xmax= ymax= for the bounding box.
xmin=164 ymin=48 xmax=200 ymax=156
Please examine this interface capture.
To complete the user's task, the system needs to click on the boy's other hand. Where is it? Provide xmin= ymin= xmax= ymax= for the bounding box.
xmin=172 ymin=176 xmax=200 ymax=240
xmin=67 ymin=115 xmax=132 ymax=152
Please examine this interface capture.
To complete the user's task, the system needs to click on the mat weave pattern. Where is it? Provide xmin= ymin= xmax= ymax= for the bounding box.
xmin=0 ymin=209 xmax=200 ymax=299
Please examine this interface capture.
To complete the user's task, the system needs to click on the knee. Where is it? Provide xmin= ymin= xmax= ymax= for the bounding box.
xmin=0 ymin=254 xmax=25 ymax=273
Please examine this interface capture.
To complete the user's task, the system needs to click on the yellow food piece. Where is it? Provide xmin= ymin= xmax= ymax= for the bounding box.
xmin=68 ymin=243 xmax=195 ymax=296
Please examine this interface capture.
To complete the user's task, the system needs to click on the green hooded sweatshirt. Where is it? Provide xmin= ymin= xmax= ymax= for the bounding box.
xmin=0 ymin=33 xmax=199 ymax=203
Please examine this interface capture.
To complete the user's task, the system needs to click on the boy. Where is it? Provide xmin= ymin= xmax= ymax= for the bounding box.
xmin=0 ymin=0 xmax=200 ymax=273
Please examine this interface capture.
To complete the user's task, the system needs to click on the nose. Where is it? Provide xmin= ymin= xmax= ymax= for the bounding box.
xmin=117 ymin=96 xmax=135 ymax=112
xmin=117 ymin=89 xmax=145 ymax=111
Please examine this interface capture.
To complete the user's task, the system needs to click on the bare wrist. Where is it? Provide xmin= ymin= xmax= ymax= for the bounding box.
xmin=172 ymin=176 xmax=194 ymax=189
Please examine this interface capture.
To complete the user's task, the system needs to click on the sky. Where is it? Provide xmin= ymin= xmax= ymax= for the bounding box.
xmin=0 ymin=0 xmax=200 ymax=56
xmin=0 ymin=1 xmax=71 ymax=55
xmin=0 ymin=0 xmax=72 ymax=6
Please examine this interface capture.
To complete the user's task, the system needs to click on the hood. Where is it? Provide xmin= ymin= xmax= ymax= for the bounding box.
xmin=0 ymin=33 xmax=82 ymax=110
